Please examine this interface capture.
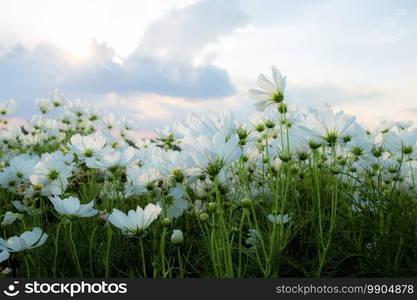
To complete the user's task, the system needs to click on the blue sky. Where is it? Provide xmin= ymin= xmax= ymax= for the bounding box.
xmin=1 ymin=0 xmax=416 ymax=134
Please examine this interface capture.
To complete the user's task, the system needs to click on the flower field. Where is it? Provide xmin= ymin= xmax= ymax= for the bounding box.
xmin=0 ymin=66 xmax=416 ymax=278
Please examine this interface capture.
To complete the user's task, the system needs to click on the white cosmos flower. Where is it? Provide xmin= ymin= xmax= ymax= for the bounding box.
xmin=36 ymin=98 xmax=53 ymax=114
xmin=157 ymin=150 xmax=199 ymax=177
xmin=268 ymin=214 xmax=290 ymax=224
xmin=249 ymin=66 xmax=286 ymax=111
xmin=135 ymin=138 xmax=153 ymax=149
xmin=30 ymin=151 xmax=74 ymax=196
xmin=50 ymin=89 xmax=66 ymax=107
xmin=126 ymin=167 xmax=162 ymax=195
xmin=86 ymin=105 xmax=104 ymax=122
xmin=170 ymin=229 xmax=184 ymax=244
xmin=0 ymin=227 xmax=48 ymax=252
xmin=0 ymin=250 xmax=9 ymax=263
xmin=306 ymin=104 xmax=356 ymax=145
xmin=177 ymin=110 xmax=237 ymax=141
xmin=346 ymin=134 xmax=373 ymax=156
xmin=12 ymin=200 xmax=41 ymax=215
xmin=384 ymin=128 xmax=417 ymax=158
xmin=0 ymin=99 xmax=16 ymax=115
xmin=182 ymin=131 xmax=242 ymax=172
xmin=100 ymin=113 xmax=116 ymax=130
xmin=86 ymin=146 xmax=140 ymax=169
xmin=1 ymin=212 xmax=20 ymax=226
xmin=157 ymin=185 xmax=189 ymax=218
xmin=68 ymin=99 xmax=87 ymax=117
xmin=117 ymin=117 xmax=138 ymax=132
xmin=69 ymin=132 xmax=107 ymax=161
xmin=395 ymin=120 xmax=413 ymax=131
xmin=49 ymin=196 xmax=98 ymax=218
xmin=108 ymin=204 xmax=162 ymax=235
xmin=0 ymin=154 xmax=38 ymax=191
xmin=245 ymin=229 xmax=261 ymax=248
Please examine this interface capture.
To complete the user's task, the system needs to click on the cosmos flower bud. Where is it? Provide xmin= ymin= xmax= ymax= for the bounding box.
xmin=162 ymin=217 xmax=172 ymax=227
xmin=207 ymin=202 xmax=217 ymax=212
xmin=199 ymin=213 xmax=209 ymax=222
xmin=241 ymin=198 xmax=253 ymax=208
xmin=171 ymin=229 xmax=184 ymax=244
xmin=166 ymin=194 xmax=174 ymax=203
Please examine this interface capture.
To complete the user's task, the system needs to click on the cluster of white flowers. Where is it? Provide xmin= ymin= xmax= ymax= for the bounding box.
xmin=0 ymin=66 xmax=416 ymax=270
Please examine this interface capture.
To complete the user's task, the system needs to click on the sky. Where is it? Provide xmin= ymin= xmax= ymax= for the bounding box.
xmin=1 ymin=0 xmax=416 ymax=135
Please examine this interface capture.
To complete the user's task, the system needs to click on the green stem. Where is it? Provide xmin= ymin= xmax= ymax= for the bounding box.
xmin=105 ymin=227 xmax=113 ymax=278
xmin=53 ymin=219 xmax=64 ymax=277
xmin=68 ymin=222 xmax=83 ymax=277
xmin=139 ymin=237 xmax=147 ymax=277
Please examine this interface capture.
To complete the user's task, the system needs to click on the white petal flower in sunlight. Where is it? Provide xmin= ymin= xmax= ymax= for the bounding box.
xmin=0 ymin=154 xmax=39 ymax=192
xmin=30 ymin=151 xmax=74 ymax=196
xmin=268 ymin=214 xmax=290 ymax=224
xmin=157 ymin=185 xmax=189 ymax=218
xmin=49 ymin=196 xmax=98 ymax=218
xmin=108 ymin=204 xmax=162 ymax=235
xmin=126 ymin=167 xmax=163 ymax=195
xmin=306 ymin=104 xmax=357 ymax=146
xmin=395 ymin=120 xmax=413 ymax=131
xmin=249 ymin=66 xmax=286 ymax=111
xmin=0 ymin=227 xmax=48 ymax=252
xmin=0 ymin=250 xmax=9 ymax=263
xmin=176 ymin=110 xmax=237 ymax=140
xmin=171 ymin=229 xmax=184 ymax=244
xmin=69 ymin=132 xmax=108 ymax=160
xmin=36 ymin=98 xmax=53 ymax=114
xmin=181 ymin=131 xmax=242 ymax=175
xmin=50 ymin=89 xmax=66 ymax=107
xmin=0 ymin=99 xmax=16 ymax=115
xmin=384 ymin=128 xmax=417 ymax=158
xmin=86 ymin=146 xmax=140 ymax=169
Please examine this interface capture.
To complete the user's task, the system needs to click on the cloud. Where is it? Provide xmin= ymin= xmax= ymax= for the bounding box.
xmin=0 ymin=0 xmax=249 ymax=117
xmin=286 ymin=83 xmax=382 ymax=106
xmin=136 ymin=0 xmax=248 ymax=60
